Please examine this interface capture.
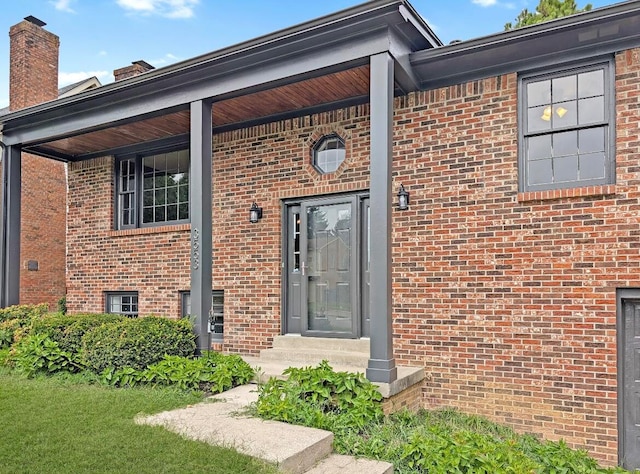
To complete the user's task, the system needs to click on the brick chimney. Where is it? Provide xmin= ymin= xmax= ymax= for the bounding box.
xmin=113 ymin=60 xmax=155 ymax=81
xmin=9 ymin=15 xmax=59 ymax=111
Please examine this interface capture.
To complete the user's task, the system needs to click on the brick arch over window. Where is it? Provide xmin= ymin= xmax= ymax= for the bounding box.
xmin=303 ymin=125 xmax=353 ymax=181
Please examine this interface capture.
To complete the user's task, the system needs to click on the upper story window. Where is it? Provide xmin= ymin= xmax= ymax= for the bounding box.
xmin=116 ymin=148 xmax=190 ymax=229
xmin=313 ymin=134 xmax=346 ymax=174
xmin=520 ymin=60 xmax=614 ymax=192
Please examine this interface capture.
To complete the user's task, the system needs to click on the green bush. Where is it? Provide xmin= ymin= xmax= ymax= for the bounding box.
xmin=254 ymin=361 xmax=383 ymax=435
xmin=31 ymin=313 xmax=124 ymax=355
xmin=10 ymin=333 xmax=84 ymax=377
xmin=0 ymin=304 xmax=50 ymax=347
xmin=337 ymin=408 xmax=626 ymax=474
xmin=57 ymin=296 xmax=67 ymax=315
xmin=100 ymin=352 xmax=254 ymax=392
xmin=0 ymin=303 xmax=49 ymax=323
xmin=82 ymin=316 xmax=196 ymax=373
xmin=0 ymin=319 xmax=21 ymax=349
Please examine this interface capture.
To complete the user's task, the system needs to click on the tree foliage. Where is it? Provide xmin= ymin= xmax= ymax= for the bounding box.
xmin=504 ymin=0 xmax=592 ymax=30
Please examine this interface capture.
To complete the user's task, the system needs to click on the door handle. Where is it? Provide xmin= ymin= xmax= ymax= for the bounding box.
xmin=301 ymin=261 xmax=307 ymax=276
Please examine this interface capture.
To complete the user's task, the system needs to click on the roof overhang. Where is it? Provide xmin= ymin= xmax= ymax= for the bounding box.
xmin=411 ymin=0 xmax=640 ymax=89
xmin=0 ymin=0 xmax=440 ymax=161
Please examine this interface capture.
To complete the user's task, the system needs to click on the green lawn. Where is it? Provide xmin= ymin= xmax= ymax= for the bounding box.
xmin=0 ymin=370 xmax=276 ymax=474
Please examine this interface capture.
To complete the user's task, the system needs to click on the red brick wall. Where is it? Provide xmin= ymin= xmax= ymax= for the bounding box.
xmin=9 ymin=19 xmax=66 ymax=308
xmin=392 ymin=49 xmax=640 ymax=464
xmin=66 ymin=48 xmax=640 ymax=463
xmin=19 ymin=154 xmax=67 ymax=307
xmin=67 ymin=109 xmax=372 ymax=354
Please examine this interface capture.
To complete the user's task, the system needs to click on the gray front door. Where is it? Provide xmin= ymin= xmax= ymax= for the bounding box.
xmin=284 ymin=195 xmax=369 ymax=338
xmin=621 ymin=298 xmax=640 ymax=469
xmin=301 ymin=197 xmax=357 ymax=337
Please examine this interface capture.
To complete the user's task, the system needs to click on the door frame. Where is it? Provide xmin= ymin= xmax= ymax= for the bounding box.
xmin=281 ymin=191 xmax=369 ymax=338
xmin=617 ymin=288 xmax=640 ymax=468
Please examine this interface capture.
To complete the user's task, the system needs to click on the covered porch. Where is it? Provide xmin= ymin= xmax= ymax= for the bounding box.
xmin=0 ymin=0 xmax=440 ymax=384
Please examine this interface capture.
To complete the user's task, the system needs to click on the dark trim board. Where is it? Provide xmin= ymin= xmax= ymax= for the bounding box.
xmin=617 ymin=288 xmax=640 ymax=468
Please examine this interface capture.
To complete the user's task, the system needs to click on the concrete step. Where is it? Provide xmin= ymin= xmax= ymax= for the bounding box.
xmin=243 ymin=357 xmax=365 ymax=383
xmin=305 ymin=454 xmax=394 ymax=474
xmin=272 ymin=335 xmax=370 ymax=353
xmin=259 ymin=347 xmax=369 ymax=368
xmin=139 ymin=384 xmax=334 ymax=474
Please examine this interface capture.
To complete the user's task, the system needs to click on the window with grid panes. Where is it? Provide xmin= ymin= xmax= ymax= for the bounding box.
xmin=181 ymin=291 xmax=224 ymax=340
xmin=106 ymin=292 xmax=138 ymax=318
xmin=520 ymin=61 xmax=614 ymax=191
xmin=116 ymin=149 xmax=189 ymax=229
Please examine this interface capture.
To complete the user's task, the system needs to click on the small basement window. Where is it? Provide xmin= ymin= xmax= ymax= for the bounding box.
xmin=106 ymin=292 xmax=138 ymax=318
xmin=312 ymin=134 xmax=346 ymax=174
xmin=181 ymin=290 xmax=224 ymax=340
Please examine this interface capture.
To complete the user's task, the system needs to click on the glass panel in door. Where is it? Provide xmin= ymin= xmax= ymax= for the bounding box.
xmin=302 ymin=200 xmax=356 ymax=336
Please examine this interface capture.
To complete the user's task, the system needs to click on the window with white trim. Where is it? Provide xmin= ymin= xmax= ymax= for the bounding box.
xmin=116 ymin=148 xmax=190 ymax=229
xmin=181 ymin=291 xmax=224 ymax=340
xmin=106 ymin=292 xmax=138 ymax=318
xmin=520 ymin=61 xmax=614 ymax=191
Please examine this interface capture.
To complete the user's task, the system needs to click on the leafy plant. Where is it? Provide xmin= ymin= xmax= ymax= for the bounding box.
xmin=9 ymin=333 xmax=84 ymax=377
xmin=336 ymin=408 xmax=626 ymax=474
xmin=254 ymin=361 xmax=383 ymax=435
xmin=82 ymin=316 xmax=196 ymax=373
xmin=0 ymin=319 xmax=21 ymax=349
xmin=100 ymin=352 xmax=254 ymax=392
xmin=57 ymin=296 xmax=67 ymax=315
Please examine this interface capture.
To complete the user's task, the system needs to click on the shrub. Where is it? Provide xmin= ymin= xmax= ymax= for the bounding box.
xmin=0 ymin=304 xmax=49 ymax=347
xmin=254 ymin=361 xmax=383 ymax=434
xmin=100 ymin=351 xmax=254 ymax=392
xmin=0 ymin=319 xmax=21 ymax=349
xmin=31 ymin=313 xmax=124 ymax=355
xmin=10 ymin=333 xmax=84 ymax=377
xmin=0 ymin=303 xmax=49 ymax=323
xmin=82 ymin=316 xmax=196 ymax=373
xmin=57 ymin=296 xmax=67 ymax=315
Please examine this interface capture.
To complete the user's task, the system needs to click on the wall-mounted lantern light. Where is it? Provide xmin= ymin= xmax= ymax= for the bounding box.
xmin=397 ymin=184 xmax=409 ymax=210
xmin=249 ymin=202 xmax=263 ymax=223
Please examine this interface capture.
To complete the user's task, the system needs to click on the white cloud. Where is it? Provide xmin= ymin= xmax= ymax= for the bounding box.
xmin=51 ymin=0 xmax=76 ymax=13
xmin=150 ymin=52 xmax=181 ymax=65
xmin=115 ymin=0 xmax=199 ymax=19
xmin=98 ymin=50 xmax=108 ymax=56
xmin=472 ymin=0 xmax=516 ymax=7
xmin=422 ymin=17 xmax=438 ymax=32
xmin=472 ymin=0 xmax=499 ymax=6
xmin=59 ymin=70 xmax=110 ymax=87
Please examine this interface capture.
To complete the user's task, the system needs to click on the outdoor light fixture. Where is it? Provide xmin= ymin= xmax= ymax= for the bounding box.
xmin=249 ymin=202 xmax=263 ymax=223
xmin=397 ymin=184 xmax=409 ymax=211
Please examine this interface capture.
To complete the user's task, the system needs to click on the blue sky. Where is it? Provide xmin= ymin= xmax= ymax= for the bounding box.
xmin=0 ymin=0 xmax=615 ymax=109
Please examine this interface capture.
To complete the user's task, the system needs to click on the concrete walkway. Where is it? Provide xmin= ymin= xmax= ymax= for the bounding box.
xmin=136 ymin=384 xmax=393 ymax=474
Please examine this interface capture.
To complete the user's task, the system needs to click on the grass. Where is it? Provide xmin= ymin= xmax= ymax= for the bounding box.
xmin=0 ymin=368 xmax=276 ymax=474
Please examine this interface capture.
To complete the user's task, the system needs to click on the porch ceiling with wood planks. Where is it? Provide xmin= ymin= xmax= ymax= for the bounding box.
xmin=37 ymin=66 xmax=371 ymax=160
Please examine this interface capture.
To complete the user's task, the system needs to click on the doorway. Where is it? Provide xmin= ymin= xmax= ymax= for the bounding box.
xmin=284 ymin=194 xmax=370 ymax=338
xmin=618 ymin=289 xmax=640 ymax=469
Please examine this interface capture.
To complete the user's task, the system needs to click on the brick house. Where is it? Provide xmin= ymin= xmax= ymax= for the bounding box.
xmin=0 ymin=16 xmax=100 ymax=309
xmin=1 ymin=0 xmax=640 ymax=468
